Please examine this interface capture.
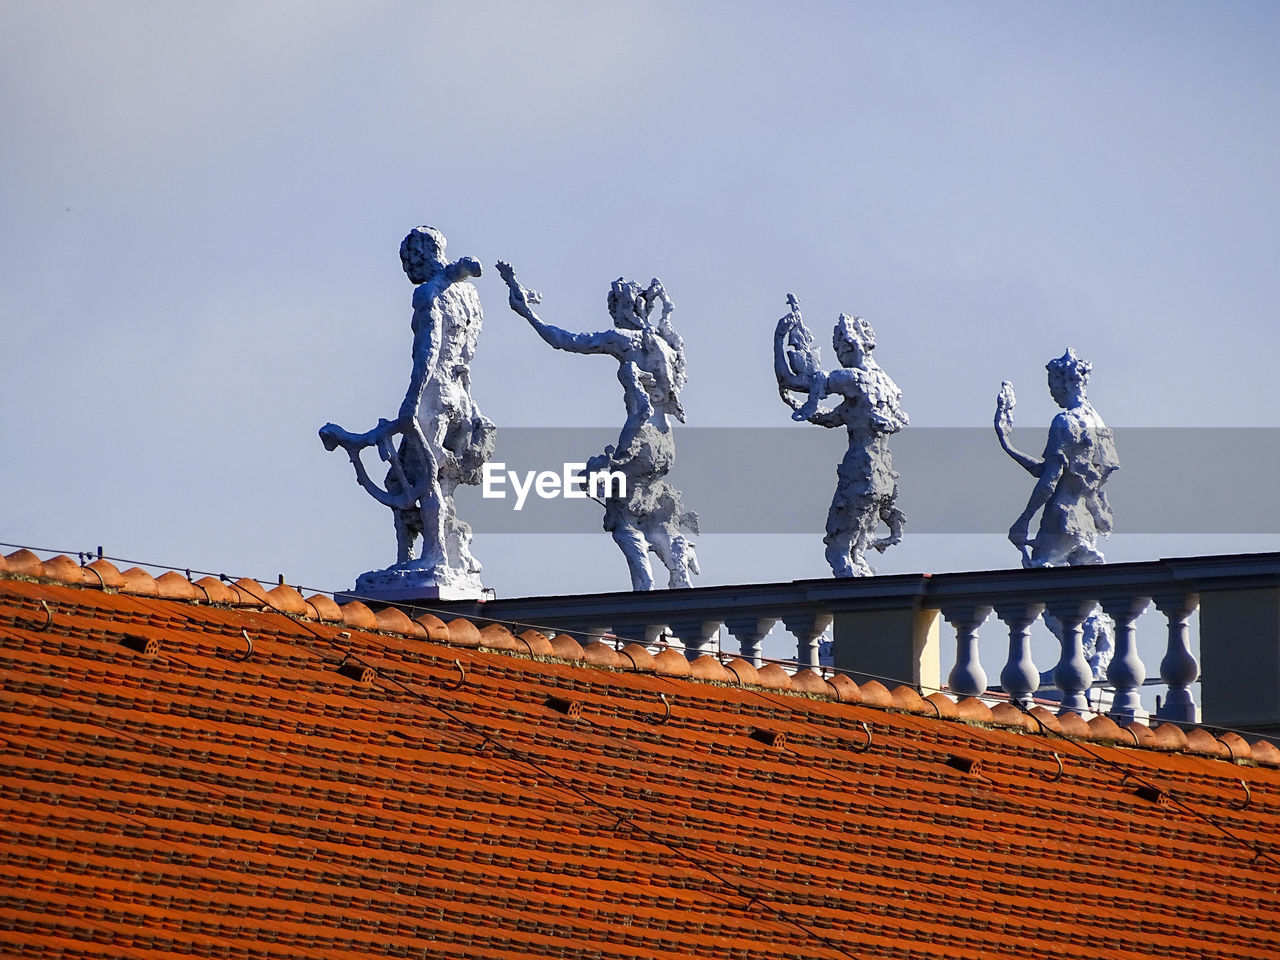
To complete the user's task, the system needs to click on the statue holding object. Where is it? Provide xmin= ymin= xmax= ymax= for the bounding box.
xmin=320 ymin=226 xmax=496 ymax=600
xmin=994 ymin=348 xmax=1118 ymax=569
xmin=496 ymin=261 xmax=699 ymax=590
xmin=995 ymin=347 xmax=1120 ymax=680
xmin=775 ymin=294 xmax=908 ymax=577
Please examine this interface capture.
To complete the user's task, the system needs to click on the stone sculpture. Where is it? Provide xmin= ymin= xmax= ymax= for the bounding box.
xmin=774 ymin=294 xmax=908 ymax=577
xmin=496 ymin=261 xmax=699 ymax=590
xmin=995 ymin=347 xmax=1120 ymax=679
xmin=320 ymin=226 xmax=496 ymax=600
xmin=995 ymin=348 xmax=1119 ymax=569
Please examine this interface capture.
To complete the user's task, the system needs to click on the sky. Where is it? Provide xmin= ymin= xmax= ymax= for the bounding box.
xmin=3 ymin=0 xmax=1279 ymax=641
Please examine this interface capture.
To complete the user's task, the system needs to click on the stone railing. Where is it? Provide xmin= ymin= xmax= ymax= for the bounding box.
xmin=431 ymin=552 xmax=1280 ymax=734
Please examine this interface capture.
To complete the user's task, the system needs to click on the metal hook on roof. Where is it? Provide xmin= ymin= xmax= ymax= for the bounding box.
xmin=234 ymin=629 xmax=253 ymax=663
xmin=1215 ymin=735 xmax=1238 ymax=762
xmin=444 ymin=658 xmax=467 ymax=691
xmin=34 ymin=600 xmax=53 ymax=631
xmin=656 ymin=693 xmax=671 ymax=725
xmin=1047 ymin=752 xmax=1064 ymax=783
xmin=850 ymin=720 xmax=872 ymax=753
xmin=924 ymin=696 xmax=942 ymax=718
xmin=1234 ymin=778 xmax=1252 ymax=811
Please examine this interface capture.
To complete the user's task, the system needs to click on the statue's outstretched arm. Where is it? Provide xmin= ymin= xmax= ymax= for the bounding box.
xmin=994 ymin=381 xmax=1043 ymax=476
xmin=496 ymin=261 xmax=629 ymax=357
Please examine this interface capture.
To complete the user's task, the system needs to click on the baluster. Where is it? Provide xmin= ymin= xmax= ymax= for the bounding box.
xmin=579 ymin=625 xmax=612 ymax=647
xmin=1153 ymin=591 xmax=1200 ymax=723
xmin=1044 ymin=599 xmax=1096 ymax=715
xmin=1099 ymin=595 xmax=1151 ymax=724
xmin=782 ymin=612 xmax=833 ymax=670
xmin=942 ymin=604 xmax=993 ymax=698
xmin=994 ymin=602 xmax=1045 ymax=708
xmin=669 ymin=619 xmax=723 ymax=661
xmin=610 ymin=620 xmax=663 ymax=650
xmin=724 ymin=616 xmax=776 ymax=669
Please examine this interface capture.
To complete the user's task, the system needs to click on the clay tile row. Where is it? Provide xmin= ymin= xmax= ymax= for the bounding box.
xmin=3 ymin=551 xmax=340 ymax=618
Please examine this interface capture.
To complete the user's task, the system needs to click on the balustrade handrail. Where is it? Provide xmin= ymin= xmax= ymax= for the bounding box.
xmin=432 ymin=551 xmax=1280 ymax=625
xmin=427 ymin=551 xmax=1280 ymax=731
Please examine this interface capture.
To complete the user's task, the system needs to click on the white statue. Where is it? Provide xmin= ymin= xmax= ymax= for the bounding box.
xmin=995 ymin=347 xmax=1120 ymax=676
xmin=774 ymin=295 xmax=908 ymax=577
xmin=995 ymin=348 xmax=1118 ymax=568
xmin=320 ymin=226 xmax=496 ymax=598
xmin=496 ymin=261 xmax=699 ymax=590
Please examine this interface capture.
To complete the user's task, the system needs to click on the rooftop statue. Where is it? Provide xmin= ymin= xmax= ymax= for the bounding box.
xmin=995 ymin=348 xmax=1118 ymax=569
xmin=497 ymin=261 xmax=699 ymax=591
xmin=995 ymin=347 xmax=1120 ymax=680
xmin=320 ymin=226 xmax=496 ymax=600
xmin=774 ymin=295 xmax=908 ymax=577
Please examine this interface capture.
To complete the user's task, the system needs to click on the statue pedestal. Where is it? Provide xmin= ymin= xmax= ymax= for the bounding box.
xmin=339 ymin=562 xmax=488 ymax=605
xmin=336 ymin=583 xmax=487 ymax=604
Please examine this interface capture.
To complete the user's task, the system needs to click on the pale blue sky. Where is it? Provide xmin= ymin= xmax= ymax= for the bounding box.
xmin=3 ymin=1 xmax=1278 ymax=602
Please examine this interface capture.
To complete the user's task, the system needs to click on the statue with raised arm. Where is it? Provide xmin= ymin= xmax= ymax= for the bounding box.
xmin=775 ymin=294 xmax=908 ymax=577
xmin=995 ymin=347 xmax=1120 ymax=677
xmin=995 ymin=348 xmax=1118 ymax=568
xmin=496 ymin=261 xmax=699 ymax=591
xmin=319 ymin=226 xmax=496 ymax=600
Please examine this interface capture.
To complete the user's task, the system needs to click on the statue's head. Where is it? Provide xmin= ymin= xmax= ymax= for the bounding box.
xmin=607 ymin=278 xmax=649 ymax=331
xmin=400 ymin=226 xmax=448 ymax=284
xmin=833 ymin=314 xmax=875 ymax=367
xmin=1046 ymin=347 xmax=1091 ymax=408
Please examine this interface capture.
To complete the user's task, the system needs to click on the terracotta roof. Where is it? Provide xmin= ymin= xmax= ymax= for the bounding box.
xmin=4 ymin=550 xmax=1280 ymax=959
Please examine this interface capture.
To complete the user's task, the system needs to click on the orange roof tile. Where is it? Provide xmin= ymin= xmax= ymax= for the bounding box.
xmin=40 ymin=554 xmax=85 ymax=585
xmin=755 ymin=662 xmax=792 ymax=690
xmin=3 ymin=557 xmax=1280 ymax=960
xmin=723 ymin=657 xmax=760 ymax=686
xmin=583 ymin=639 xmax=623 ymax=667
xmin=549 ymin=633 xmax=584 ymax=660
